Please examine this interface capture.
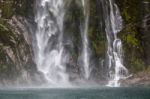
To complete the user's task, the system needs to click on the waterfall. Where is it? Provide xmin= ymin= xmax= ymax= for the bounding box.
xmin=101 ymin=0 xmax=128 ymax=87
xmin=81 ymin=0 xmax=91 ymax=79
xmin=31 ymin=0 xmax=128 ymax=87
xmin=34 ymin=0 xmax=69 ymax=85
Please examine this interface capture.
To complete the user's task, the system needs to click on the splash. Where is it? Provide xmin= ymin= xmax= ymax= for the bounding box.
xmin=34 ymin=0 xmax=69 ymax=86
xmin=101 ymin=0 xmax=128 ymax=87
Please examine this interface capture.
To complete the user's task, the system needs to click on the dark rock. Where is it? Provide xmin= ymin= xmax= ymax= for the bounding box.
xmin=121 ymin=71 xmax=150 ymax=87
xmin=0 ymin=0 xmax=38 ymax=86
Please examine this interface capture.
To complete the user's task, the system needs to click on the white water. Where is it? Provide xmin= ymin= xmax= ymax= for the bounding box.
xmin=102 ymin=0 xmax=128 ymax=87
xmin=81 ymin=0 xmax=91 ymax=79
xmin=33 ymin=0 xmax=92 ymax=86
xmin=34 ymin=0 xmax=69 ymax=86
xmin=32 ymin=0 xmax=128 ymax=87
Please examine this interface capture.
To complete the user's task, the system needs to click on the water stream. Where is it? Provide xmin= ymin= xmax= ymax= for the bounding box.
xmin=101 ymin=0 xmax=128 ymax=87
xmin=33 ymin=0 xmax=128 ymax=87
xmin=34 ymin=0 xmax=69 ymax=86
xmin=81 ymin=0 xmax=91 ymax=80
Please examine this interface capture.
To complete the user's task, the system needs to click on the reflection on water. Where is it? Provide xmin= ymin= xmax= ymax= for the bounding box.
xmin=0 ymin=87 xmax=150 ymax=99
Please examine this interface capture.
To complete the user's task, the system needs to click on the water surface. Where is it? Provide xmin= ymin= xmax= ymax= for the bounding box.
xmin=0 ymin=87 xmax=150 ymax=99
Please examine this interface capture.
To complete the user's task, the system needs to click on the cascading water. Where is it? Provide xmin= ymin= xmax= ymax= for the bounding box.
xmin=34 ymin=0 xmax=69 ymax=86
xmin=101 ymin=0 xmax=128 ymax=87
xmin=31 ymin=0 xmax=128 ymax=87
xmin=81 ymin=0 xmax=91 ymax=79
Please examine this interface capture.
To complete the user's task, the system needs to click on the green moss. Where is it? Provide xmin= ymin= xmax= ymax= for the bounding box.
xmin=123 ymin=9 xmax=132 ymax=22
xmin=130 ymin=58 xmax=145 ymax=73
xmin=0 ymin=1 xmax=13 ymax=18
xmin=117 ymin=0 xmax=148 ymax=73
xmin=0 ymin=0 xmax=33 ymax=18
xmin=88 ymin=0 xmax=106 ymax=57
xmin=121 ymin=25 xmax=139 ymax=47
xmin=118 ymin=0 xmax=141 ymax=24
xmin=120 ymin=24 xmax=144 ymax=72
xmin=126 ymin=34 xmax=138 ymax=46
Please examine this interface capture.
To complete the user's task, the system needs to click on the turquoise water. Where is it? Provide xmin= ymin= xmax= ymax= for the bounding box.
xmin=0 ymin=87 xmax=150 ymax=99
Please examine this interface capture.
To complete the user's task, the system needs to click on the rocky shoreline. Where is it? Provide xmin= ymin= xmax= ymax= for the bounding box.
xmin=121 ymin=71 xmax=150 ymax=87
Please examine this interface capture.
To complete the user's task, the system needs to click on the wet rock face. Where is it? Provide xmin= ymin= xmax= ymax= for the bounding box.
xmin=115 ymin=0 xmax=150 ymax=73
xmin=0 ymin=0 xmax=34 ymax=18
xmin=0 ymin=0 xmax=149 ymax=86
xmin=121 ymin=71 xmax=150 ymax=87
xmin=0 ymin=0 xmax=36 ymax=85
xmin=141 ymin=2 xmax=150 ymax=66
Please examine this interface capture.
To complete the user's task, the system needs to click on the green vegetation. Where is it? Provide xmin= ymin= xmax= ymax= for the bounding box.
xmin=0 ymin=1 xmax=13 ymax=18
xmin=0 ymin=0 xmax=149 ymax=82
xmin=0 ymin=0 xmax=34 ymax=82
xmin=117 ymin=0 xmax=150 ymax=73
xmin=88 ymin=0 xmax=106 ymax=57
